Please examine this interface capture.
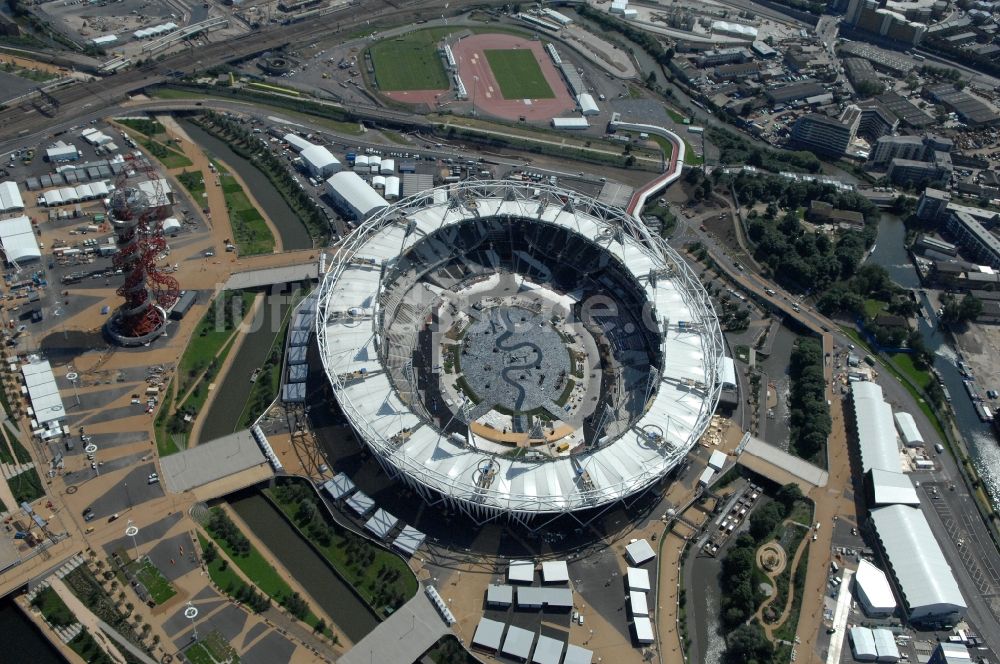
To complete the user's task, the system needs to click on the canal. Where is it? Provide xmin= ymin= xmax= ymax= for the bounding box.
xmin=229 ymin=492 xmax=380 ymax=643
xmin=180 ymin=119 xmax=314 ymax=251
xmin=868 ymin=214 xmax=1000 ymax=506
xmin=198 ymin=288 xmax=299 ymax=444
xmin=0 ymin=596 xmax=63 ymax=663
xmin=688 ymin=550 xmax=725 ymax=664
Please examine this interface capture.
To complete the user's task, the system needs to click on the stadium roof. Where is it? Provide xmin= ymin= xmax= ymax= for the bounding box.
xmin=851 ymin=382 xmax=901 ymax=473
xmin=317 ymin=182 xmax=722 ymax=519
xmin=850 ymin=626 xmax=878 ymax=660
xmin=541 ymin=560 xmax=569 ymax=584
xmin=870 ymin=504 xmax=967 ymax=620
xmin=626 ymin=539 xmax=656 ymax=565
xmin=392 ymin=525 xmax=425 ymax=556
xmin=564 ymin=644 xmax=594 ymax=664
xmin=893 ymin=411 xmax=923 ymax=446
xmin=0 ymin=216 xmax=41 ymax=264
xmin=472 ymin=617 xmax=504 ymax=651
xmin=509 ymin=560 xmax=535 ymax=584
xmin=323 ymin=473 xmax=356 ymax=501
xmin=868 ymin=468 xmax=920 ymax=506
xmin=854 ymin=559 xmax=897 ymax=615
xmin=532 ymin=634 xmax=563 ymax=664
xmin=502 ymin=626 xmax=534 ymax=660
xmin=627 ymin=567 xmax=651 ymax=591
xmin=0 ymin=181 xmax=23 ymax=212
xmin=486 ymin=584 xmax=513 ymax=606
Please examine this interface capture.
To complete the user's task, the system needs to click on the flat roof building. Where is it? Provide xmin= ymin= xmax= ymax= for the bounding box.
xmin=626 ymin=567 xmax=651 ymax=591
xmin=633 ymin=616 xmax=654 ymax=644
xmin=541 ymin=560 xmax=569 ymax=584
xmin=472 ymin=617 xmax=505 ymax=651
xmin=508 ymin=560 xmax=535 ymax=584
xmin=486 ymin=584 xmax=513 ymax=607
xmin=626 ymin=539 xmax=656 ymax=565
xmin=853 ymin=558 xmax=898 ymax=616
xmin=502 ymin=626 xmax=534 ymax=661
xmin=532 ymin=634 xmax=563 ymax=664
xmin=790 ymin=113 xmax=857 ymax=158
xmin=866 ymin=468 xmax=920 ymax=506
xmin=850 ymin=626 xmax=879 ymax=661
xmin=893 ymin=411 xmax=923 ymax=447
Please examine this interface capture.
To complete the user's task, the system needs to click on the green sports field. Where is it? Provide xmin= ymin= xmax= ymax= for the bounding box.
xmin=484 ymin=49 xmax=555 ymax=100
xmin=369 ymin=29 xmax=451 ymax=91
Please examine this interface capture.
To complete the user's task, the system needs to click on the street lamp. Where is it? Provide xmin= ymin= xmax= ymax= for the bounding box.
xmin=85 ymin=442 xmax=98 ymax=476
xmin=66 ymin=371 xmax=80 ymax=407
xmin=125 ymin=521 xmax=140 ymax=561
xmin=184 ymin=603 xmax=199 ymax=641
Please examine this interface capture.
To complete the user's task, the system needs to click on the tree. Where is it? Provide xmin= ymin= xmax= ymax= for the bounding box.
xmin=725 ymin=623 xmax=775 ymax=664
xmin=775 ymin=483 xmax=804 ymax=513
xmin=941 ymin=293 xmax=982 ymax=324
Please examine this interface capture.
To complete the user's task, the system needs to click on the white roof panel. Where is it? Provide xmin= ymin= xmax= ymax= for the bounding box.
xmin=708 ymin=449 xmax=727 ymax=470
xmin=345 ymin=490 xmax=375 ymax=516
xmin=0 ymin=181 xmax=24 ymax=212
xmin=626 ymin=539 xmax=656 ymax=565
xmin=627 ymin=567 xmax=651 ymax=591
xmin=0 ymin=215 xmax=41 ymax=263
xmin=508 ymin=559 xmax=534 ymax=584
xmin=392 ymin=525 xmax=425 ymax=556
xmin=629 ymin=590 xmax=649 ymax=616
xmin=532 ymin=634 xmax=563 ymax=664
xmin=324 ymin=472 xmax=356 ymax=500
xmin=633 ymin=616 xmax=654 ymax=643
xmin=502 ymin=625 xmax=534 ymax=660
xmin=852 ymin=382 xmax=901 ymax=473
xmin=541 ymin=560 xmax=569 ymax=583
xmin=472 ymin=617 xmax=504 ymax=650
xmin=850 ymin=626 xmax=878 ymax=661
xmin=563 ymin=644 xmax=594 ymax=664
xmin=869 ymin=468 xmax=920 ymax=506
xmin=486 ymin=583 xmax=513 ymax=605
xmin=363 ymin=508 xmax=399 ymax=539
xmin=873 ymin=628 xmax=900 ymax=661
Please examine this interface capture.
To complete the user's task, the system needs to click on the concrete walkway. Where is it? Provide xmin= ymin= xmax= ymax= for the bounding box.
xmin=338 ymin=589 xmax=448 ymax=664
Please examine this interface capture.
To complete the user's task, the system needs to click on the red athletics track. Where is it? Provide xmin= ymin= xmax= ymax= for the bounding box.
xmin=450 ymin=33 xmax=576 ymax=122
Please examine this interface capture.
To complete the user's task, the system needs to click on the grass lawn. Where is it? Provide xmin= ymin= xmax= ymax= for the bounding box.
xmin=863 ymin=298 xmax=887 ymax=319
xmin=891 ymin=352 xmax=933 ymax=390
xmin=369 ymin=29 xmax=453 ymax=91
xmin=177 ymin=291 xmax=256 ymax=396
xmin=130 ymin=557 xmax=177 ymax=604
xmin=648 ymin=133 xmax=673 ymax=162
xmin=182 ymin=642 xmax=216 ymax=664
xmin=682 ymin=137 xmax=704 ymax=165
xmin=178 ymin=335 xmax=238 ymax=419
xmin=202 ymin=514 xmax=327 ymax=633
xmin=153 ymin=380 xmax=180 ymax=457
xmin=31 ymin=586 xmax=75 ymax=627
xmin=177 ymin=169 xmax=207 ymax=201
xmin=198 ymin=532 xmax=247 ymax=591
xmin=484 ymin=49 xmax=554 ymax=99
xmin=218 ymin=168 xmax=275 ymax=256
xmin=8 ymin=467 xmax=44 ymax=503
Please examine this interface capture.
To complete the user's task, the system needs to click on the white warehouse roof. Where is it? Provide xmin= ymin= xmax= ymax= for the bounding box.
xmin=577 ymin=93 xmax=599 ymax=116
xmin=868 ymin=468 xmax=920 ymax=506
xmin=850 ymin=626 xmax=878 ymax=661
xmin=472 ymin=617 xmax=504 ymax=651
xmin=851 ymin=382 xmax=901 ymax=473
xmin=22 ymin=360 xmax=65 ymax=425
xmin=870 ymin=504 xmax=966 ymax=621
xmin=283 ymin=133 xmax=313 ymax=152
xmin=872 ymin=628 xmax=900 ymax=662
xmin=324 ymin=171 xmax=388 ymax=220
xmin=508 ymin=560 xmax=535 ymax=584
xmin=627 ymin=567 xmax=651 ymax=591
xmin=853 ymin=559 xmax=897 ymax=616
xmin=633 ymin=616 xmax=654 ymax=644
xmin=0 ymin=215 xmax=41 ymax=264
xmin=712 ymin=20 xmax=758 ymax=38
xmin=552 ymin=117 xmax=590 ymax=129
xmin=541 ymin=560 xmax=569 ymax=583
xmin=893 ymin=411 xmax=924 ymax=447
xmin=0 ymin=181 xmax=24 ymax=212
xmin=301 ymin=145 xmax=342 ymax=177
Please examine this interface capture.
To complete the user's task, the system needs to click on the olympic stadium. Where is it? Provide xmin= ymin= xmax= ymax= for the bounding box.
xmin=316 ymin=180 xmax=724 ymax=527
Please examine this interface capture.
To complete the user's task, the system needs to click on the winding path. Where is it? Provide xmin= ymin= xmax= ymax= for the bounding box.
xmin=495 ymin=309 xmax=542 ymax=411
xmin=754 ymin=522 xmax=812 ymax=640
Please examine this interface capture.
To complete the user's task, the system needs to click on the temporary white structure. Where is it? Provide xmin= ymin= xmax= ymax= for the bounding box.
xmin=541 ymin=560 xmax=569 ymax=583
xmin=850 ymin=626 xmax=878 ymax=662
xmin=633 ymin=616 xmax=654 ymax=644
xmin=0 ymin=181 xmax=24 ymax=212
xmin=625 ymin=539 xmax=656 ymax=565
xmin=324 ymin=171 xmax=388 ymax=220
xmin=0 ymin=216 xmax=41 ymax=264
xmin=472 ymin=617 xmax=504 ymax=651
xmin=853 ymin=559 xmax=897 ymax=616
xmin=626 ymin=567 xmax=651 ymax=591
xmin=508 ymin=560 xmax=535 ymax=584
xmin=851 ymin=382 xmax=901 ymax=473
xmin=893 ymin=412 xmax=924 ymax=447
xmin=870 ymin=504 xmax=966 ymax=622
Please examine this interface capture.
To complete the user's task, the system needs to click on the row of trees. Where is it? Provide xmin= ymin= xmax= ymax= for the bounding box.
xmin=207 ymin=508 xmax=251 ymax=557
xmin=707 ymin=127 xmax=821 ymax=174
xmin=577 ymin=5 xmax=674 ymax=65
xmin=789 ymin=339 xmax=831 ymax=462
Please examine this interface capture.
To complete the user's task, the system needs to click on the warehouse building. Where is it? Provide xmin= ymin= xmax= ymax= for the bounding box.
xmin=854 ymin=559 xmax=898 ymax=616
xmin=45 ymin=141 xmax=80 ymax=162
xmin=893 ymin=412 xmax=923 ymax=447
xmin=577 ymin=93 xmax=599 ymax=116
xmin=0 ymin=181 xmax=24 ymax=213
xmin=300 ymin=145 xmax=342 ymax=178
xmin=0 ymin=215 xmax=41 ymax=265
xmin=324 ymin=171 xmax=388 ymax=221
xmin=850 ymin=382 xmax=901 ymax=473
xmin=870 ymin=504 xmax=967 ymax=624
xmin=865 ymin=468 xmax=920 ymax=507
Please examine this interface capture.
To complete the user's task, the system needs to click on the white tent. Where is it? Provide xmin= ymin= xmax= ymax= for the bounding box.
xmin=0 ymin=181 xmax=24 ymax=212
xmin=0 ymin=216 xmax=41 ymax=264
xmin=708 ymin=450 xmax=727 ymax=470
xmin=850 ymin=626 xmax=878 ymax=662
xmin=472 ymin=617 xmax=504 ymax=651
xmin=532 ymin=634 xmax=563 ymax=664
xmin=563 ymin=644 xmax=594 ymax=664
xmin=501 ymin=625 xmax=534 ymax=660
xmin=893 ymin=411 xmax=923 ymax=447
xmin=629 ymin=590 xmax=649 ymax=616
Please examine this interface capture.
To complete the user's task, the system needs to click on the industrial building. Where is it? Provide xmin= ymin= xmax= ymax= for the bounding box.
xmin=870 ymin=504 xmax=967 ymax=623
xmin=577 ymin=93 xmax=599 ymax=116
xmin=928 ymin=642 xmax=974 ymax=663
xmin=324 ymin=171 xmax=388 ymax=221
xmin=865 ymin=468 xmax=920 ymax=506
xmin=893 ymin=412 xmax=924 ymax=447
xmin=853 ymin=559 xmax=898 ymax=616
xmin=44 ymin=141 xmax=80 ymax=162
xmin=0 ymin=215 xmax=42 ymax=265
xmin=0 ymin=181 xmax=24 ymax=212
xmin=849 ymin=382 xmax=901 ymax=474
xmin=551 ymin=117 xmax=590 ymax=130
xmin=945 ymin=210 xmax=1000 ymax=269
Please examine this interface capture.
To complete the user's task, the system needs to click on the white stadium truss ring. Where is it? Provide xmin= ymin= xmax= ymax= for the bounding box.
xmin=317 ymin=181 xmax=723 ymax=524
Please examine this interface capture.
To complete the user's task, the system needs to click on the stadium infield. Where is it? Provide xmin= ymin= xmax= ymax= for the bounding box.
xmin=484 ymin=49 xmax=555 ymax=100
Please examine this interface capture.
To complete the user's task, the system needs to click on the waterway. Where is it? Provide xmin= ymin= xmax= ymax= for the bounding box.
xmin=0 ymin=596 xmax=63 ymax=663
xmin=689 ymin=552 xmax=725 ymax=664
xmin=867 ymin=214 xmax=1000 ymax=507
xmin=179 ymin=119 xmax=314 ymax=251
xmin=229 ymin=492 xmax=379 ymax=643
xmin=198 ymin=288 xmax=298 ymax=444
